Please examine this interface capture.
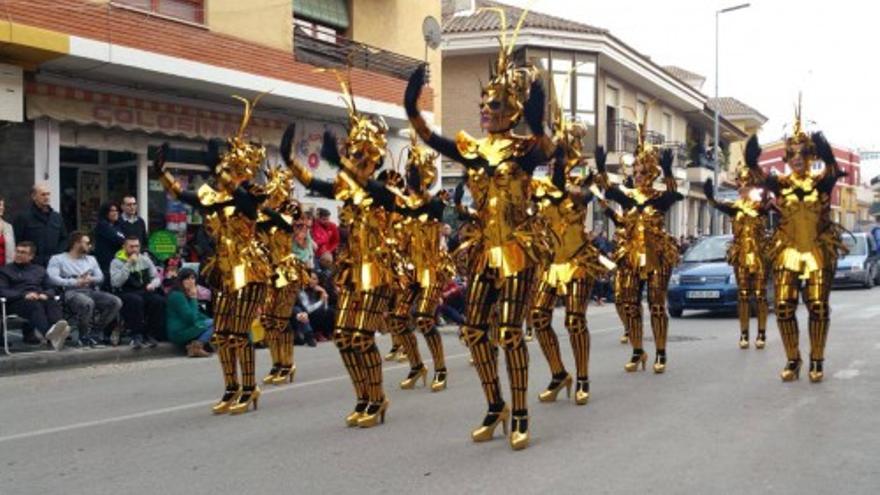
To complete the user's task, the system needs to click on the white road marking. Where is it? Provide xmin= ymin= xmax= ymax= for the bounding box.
xmin=0 ymin=325 xmax=621 ymax=444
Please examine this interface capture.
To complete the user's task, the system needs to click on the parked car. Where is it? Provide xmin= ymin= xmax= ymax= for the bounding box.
xmin=833 ymin=232 xmax=880 ymax=289
xmin=667 ymin=235 xmax=773 ymax=317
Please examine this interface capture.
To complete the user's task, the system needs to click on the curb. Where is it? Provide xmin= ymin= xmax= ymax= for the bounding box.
xmin=0 ymin=343 xmax=180 ymax=376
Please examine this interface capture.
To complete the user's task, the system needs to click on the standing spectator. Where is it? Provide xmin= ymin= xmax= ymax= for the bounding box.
xmin=293 ymin=270 xmax=331 ymax=346
xmin=110 ymin=236 xmax=165 ymax=349
xmin=436 ymin=276 xmax=466 ymax=326
xmin=165 ymin=268 xmax=212 ymax=357
xmin=292 ymin=222 xmax=316 ymax=268
xmin=0 ymin=241 xmax=70 ymax=348
xmin=93 ymin=201 xmax=125 ymax=285
xmin=119 ymin=196 xmax=148 ymax=248
xmin=13 ymin=182 xmax=67 ymax=267
xmin=311 ymin=208 xmax=339 ymax=258
xmin=47 ymin=231 xmax=122 ymax=348
xmin=0 ymin=195 xmax=14 ymax=266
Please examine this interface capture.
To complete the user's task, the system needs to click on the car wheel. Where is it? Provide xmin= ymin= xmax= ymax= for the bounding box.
xmin=865 ymin=268 xmax=875 ymax=289
xmin=669 ymin=307 xmax=683 ymax=318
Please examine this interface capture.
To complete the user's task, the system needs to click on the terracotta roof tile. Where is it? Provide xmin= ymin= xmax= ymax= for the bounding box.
xmin=706 ymin=97 xmax=768 ymax=122
xmin=442 ymin=0 xmax=605 ymax=35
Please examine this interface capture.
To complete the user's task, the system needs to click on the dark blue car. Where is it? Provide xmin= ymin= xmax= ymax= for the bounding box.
xmin=667 ymin=235 xmax=772 ymax=317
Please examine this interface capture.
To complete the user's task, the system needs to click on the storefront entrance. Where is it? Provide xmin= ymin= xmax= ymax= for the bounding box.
xmin=59 ymin=147 xmax=138 ymax=233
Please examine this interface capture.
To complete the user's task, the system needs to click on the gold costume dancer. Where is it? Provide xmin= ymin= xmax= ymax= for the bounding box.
xmin=404 ymin=10 xmax=554 ymax=450
xmin=753 ymin=105 xmax=846 ymax=383
xmin=258 ymin=165 xmax=309 ymax=385
xmin=155 ymin=97 xmax=273 ymax=414
xmin=390 ymin=135 xmax=455 ymax=393
xmin=595 ymin=125 xmax=683 ymax=374
xmin=281 ymin=80 xmax=395 ymax=427
xmin=530 ymin=115 xmax=613 ymax=406
xmin=704 ymin=137 xmax=771 ymax=350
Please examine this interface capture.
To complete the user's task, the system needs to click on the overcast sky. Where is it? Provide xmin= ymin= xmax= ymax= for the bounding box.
xmin=500 ymin=0 xmax=880 ymax=182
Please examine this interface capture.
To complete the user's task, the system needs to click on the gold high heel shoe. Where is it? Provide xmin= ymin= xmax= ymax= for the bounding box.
xmin=384 ymin=346 xmax=399 ymax=361
xmin=780 ymin=358 xmax=802 ymax=382
xmin=808 ymin=359 xmax=824 ymax=383
xmin=212 ymin=386 xmax=241 ymax=414
xmin=431 ymin=369 xmax=447 ymax=392
xmin=538 ymin=374 xmax=572 ymax=402
xmin=739 ymin=333 xmax=749 ymax=349
xmin=574 ymin=379 xmax=590 ymax=405
xmin=509 ymin=414 xmax=529 ymax=451
xmin=471 ymin=405 xmax=509 ymax=442
xmin=396 ymin=351 xmax=408 ymax=363
xmin=400 ymin=366 xmax=428 ymax=389
xmin=357 ymin=398 xmax=390 ymax=428
xmin=345 ymin=401 xmax=368 ymax=427
xmin=653 ymin=351 xmax=667 ymax=374
xmin=228 ymin=386 xmax=261 ymax=415
xmin=755 ymin=331 xmax=766 ymax=350
xmin=272 ymin=365 xmax=296 ymax=385
xmin=619 ymin=333 xmax=630 ymax=344
xmin=624 ymin=351 xmax=647 ymax=372
xmin=262 ymin=366 xmax=281 ymax=385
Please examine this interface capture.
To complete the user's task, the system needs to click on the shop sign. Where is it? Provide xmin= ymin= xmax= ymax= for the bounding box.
xmin=148 ymin=229 xmax=179 ymax=262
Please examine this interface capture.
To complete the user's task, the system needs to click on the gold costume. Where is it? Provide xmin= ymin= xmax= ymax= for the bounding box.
xmin=258 ymin=165 xmax=309 ymax=386
xmin=405 ymin=7 xmax=553 ymax=450
xmin=388 ymin=137 xmax=455 ymax=393
xmin=705 ymin=142 xmax=771 ymax=350
xmin=530 ymin=113 xmax=614 ymax=406
xmin=758 ymin=105 xmax=846 ymax=383
xmin=155 ymin=96 xmax=272 ymax=414
xmin=596 ymin=121 xmax=683 ymax=374
xmin=282 ymin=77 xmax=394 ymax=427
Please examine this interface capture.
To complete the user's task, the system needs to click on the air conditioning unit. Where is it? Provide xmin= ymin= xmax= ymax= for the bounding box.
xmin=0 ymin=63 xmax=24 ymax=122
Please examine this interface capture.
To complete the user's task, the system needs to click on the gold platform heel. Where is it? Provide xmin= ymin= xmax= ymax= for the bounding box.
xmin=619 ymin=332 xmax=630 ymax=344
xmin=780 ymin=358 xmax=802 ymax=382
xmin=345 ymin=401 xmax=368 ymax=427
xmin=808 ymin=359 xmax=824 ymax=383
xmin=471 ymin=404 xmax=509 ymax=442
xmin=755 ymin=331 xmax=766 ymax=349
xmin=272 ymin=365 xmax=296 ymax=385
xmin=574 ymin=379 xmax=590 ymax=405
xmin=228 ymin=386 xmax=261 ymax=415
xmin=262 ymin=366 xmax=280 ymax=385
xmin=357 ymin=398 xmax=390 ymax=428
xmin=538 ymin=374 xmax=572 ymax=402
xmin=400 ymin=366 xmax=428 ymax=389
xmin=396 ymin=351 xmax=408 ymax=363
xmin=624 ymin=350 xmax=647 ymax=372
xmin=653 ymin=350 xmax=667 ymax=374
xmin=212 ymin=386 xmax=241 ymax=414
xmin=509 ymin=414 xmax=529 ymax=451
xmin=384 ymin=345 xmax=399 ymax=361
xmin=739 ymin=332 xmax=749 ymax=349
xmin=431 ymin=369 xmax=448 ymax=392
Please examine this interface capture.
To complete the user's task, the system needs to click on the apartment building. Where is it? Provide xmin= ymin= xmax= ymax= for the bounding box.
xmin=0 ymin=0 xmax=441 ymax=236
xmin=440 ymin=0 xmax=755 ymax=237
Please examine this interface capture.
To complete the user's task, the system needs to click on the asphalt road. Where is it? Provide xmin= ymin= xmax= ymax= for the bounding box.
xmin=1 ymin=288 xmax=879 ymax=494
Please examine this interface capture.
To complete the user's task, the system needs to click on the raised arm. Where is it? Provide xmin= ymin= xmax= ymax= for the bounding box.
xmin=515 ymin=80 xmax=554 ymax=175
xmin=279 ymin=124 xmax=336 ymax=199
xmin=153 ymin=142 xmax=204 ymax=209
xmin=813 ymin=132 xmax=845 ymax=193
xmin=703 ymin=178 xmax=738 ymax=217
xmin=319 ymin=131 xmax=396 ymax=212
xmin=405 ymin=65 xmax=485 ymax=169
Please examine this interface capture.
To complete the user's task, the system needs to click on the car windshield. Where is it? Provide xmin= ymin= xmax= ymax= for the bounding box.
xmin=843 ymin=235 xmax=867 ymax=256
xmin=683 ymin=236 xmax=731 ymax=263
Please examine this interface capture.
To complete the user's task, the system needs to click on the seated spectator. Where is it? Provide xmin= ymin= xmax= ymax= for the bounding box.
xmin=311 ymin=208 xmax=339 ymax=259
xmin=0 ymin=241 xmax=70 ymax=349
xmin=315 ymin=251 xmax=338 ymax=307
xmin=110 ymin=235 xmax=165 ymax=349
xmin=119 ymin=196 xmax=148 ymax=248
xmin=1 ymin=195 xmax=14 ymax=266
xmin=13 ymin=182 xmax=67 ymax=267
xmin=293 ymin=270 xmax=333 ymax=345
xmin=165 ymin=268 xmax=212 ymax=357
xmin=436 ymin=276 xmax=466 ymax=326
xmin=93 ymin=201 xmax=125 ymax=288
xmin=47 ymin=231 xmax=122 ymax=348
xmin=292 ymin=222 xmax=316 ymax=268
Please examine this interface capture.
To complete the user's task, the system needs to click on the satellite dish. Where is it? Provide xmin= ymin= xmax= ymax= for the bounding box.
xmin=422 ymin=16 xmax=442 ymax=50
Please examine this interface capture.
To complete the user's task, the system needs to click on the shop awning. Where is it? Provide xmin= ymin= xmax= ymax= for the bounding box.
xmin=294 ymin=0 xmax=350 ymax=30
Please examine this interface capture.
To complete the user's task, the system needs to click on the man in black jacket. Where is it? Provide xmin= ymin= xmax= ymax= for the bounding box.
xmin=0 ymin=241 xmax=70 ymax=349
xmin=119 ymin=196 xmax=149 ymax=248
xmin=13 ymin=183 xmax=67 ymax=267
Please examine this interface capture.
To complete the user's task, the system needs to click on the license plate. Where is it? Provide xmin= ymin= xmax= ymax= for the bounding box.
xmin=687 ymin=290 xmax=720 ymax=299
xmin=834 ymin=273 xmax=846 ymax=279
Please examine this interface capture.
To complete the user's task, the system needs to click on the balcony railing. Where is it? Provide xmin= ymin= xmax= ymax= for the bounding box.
xmin=294 ymin=26 xmax=427 ymax=82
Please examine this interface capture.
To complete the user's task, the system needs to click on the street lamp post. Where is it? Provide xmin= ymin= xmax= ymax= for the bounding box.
xmin=713 ymin=3 xmax=750 ymax=235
